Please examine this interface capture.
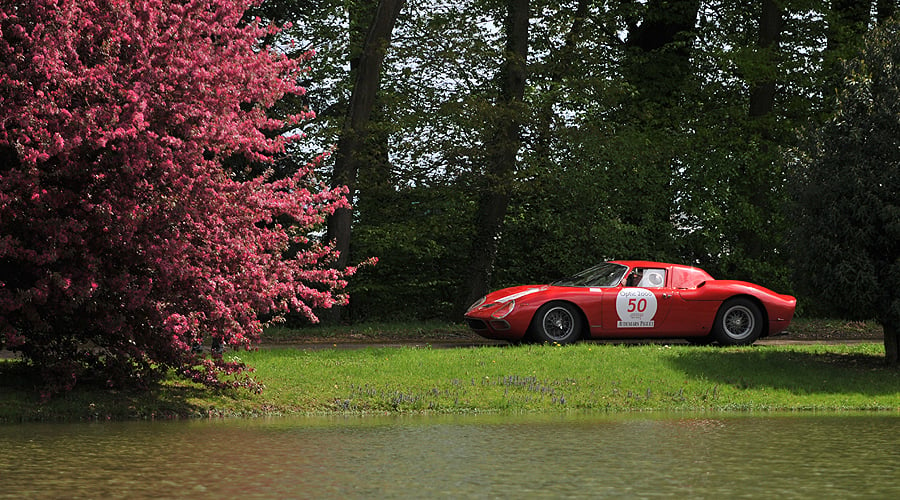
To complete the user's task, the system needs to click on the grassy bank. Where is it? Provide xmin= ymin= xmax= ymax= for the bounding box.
xmin=2 ymin=341 xmax=898 ymax=422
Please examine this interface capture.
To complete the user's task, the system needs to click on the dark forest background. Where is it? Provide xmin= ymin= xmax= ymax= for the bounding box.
xmin=251 ymin=0 xmax=897 ymax=323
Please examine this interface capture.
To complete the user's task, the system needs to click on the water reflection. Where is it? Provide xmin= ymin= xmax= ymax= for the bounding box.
xmin=1 ymin=413 xmax=898 ymax=498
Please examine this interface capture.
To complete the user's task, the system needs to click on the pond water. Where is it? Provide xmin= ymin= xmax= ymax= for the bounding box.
xmin=1 ymin=413 xmax=898 ymax=498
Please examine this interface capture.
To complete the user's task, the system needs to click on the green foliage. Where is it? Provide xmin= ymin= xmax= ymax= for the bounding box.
xmin=257 ymin=0 xmax=860 ymax=321
xmin=346 ymin=186 xmax=476 ymax=320
xmin=792 ymin=20 xmax=900 ymax=323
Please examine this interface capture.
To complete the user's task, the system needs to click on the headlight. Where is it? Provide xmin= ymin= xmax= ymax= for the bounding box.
xmin=467 ymin=296 xmax=486 ymax=312
xmin=491 ymin=300 xmax=515 ymax=319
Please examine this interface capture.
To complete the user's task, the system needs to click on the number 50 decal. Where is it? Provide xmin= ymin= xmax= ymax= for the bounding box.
xmin=616 ymin=288 xmax=658 ymax=328
xmin=627 ymin=298 xmax=648 ymax=313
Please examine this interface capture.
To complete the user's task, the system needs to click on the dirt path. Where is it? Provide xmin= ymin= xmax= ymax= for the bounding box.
xmin=248 ymin=334 xmax=885 ymax=351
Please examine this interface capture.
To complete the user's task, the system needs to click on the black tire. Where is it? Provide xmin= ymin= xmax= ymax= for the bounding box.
xmin=712 ymin=298 xmax=763 ymax=346
xmin=529 ymin=302 xmax=583 ymax=344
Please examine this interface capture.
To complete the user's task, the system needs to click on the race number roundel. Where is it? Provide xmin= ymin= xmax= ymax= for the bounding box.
xmin=616 ymin=288 xmax=657 ymax=328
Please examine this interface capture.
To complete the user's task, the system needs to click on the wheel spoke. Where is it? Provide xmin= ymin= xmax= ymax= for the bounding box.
xmin=533 ymin=303 xmax=581 ymax=344
xmin=713 ymin=300 xmax=762 ymax=346
xmin=544 ymin=308 xmax=573 ymax=340
xmin=724 ymin=307 xmax=753 ymax=338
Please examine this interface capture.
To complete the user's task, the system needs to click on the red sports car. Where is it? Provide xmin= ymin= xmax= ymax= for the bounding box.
xmin=464 ymin=261 xmax=796 ymax=345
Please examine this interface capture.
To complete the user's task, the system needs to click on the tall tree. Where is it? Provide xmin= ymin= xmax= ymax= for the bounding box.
xmin=0 ymin=0 xmax=358 ymax=394
xmin=459 ymin=0 xmax=530 ymax=312
xmin=326 ymin=0 xmax=404 ymax=279
xmin=793 ymin=19 xmax=900 ymax=364
xmin=748 ymin=0 xmax=783 ymax=119
xmin=730 ymin=0 xmax=787 ymax=275
xmin=618 ymin=0 xmax=701 ymax=255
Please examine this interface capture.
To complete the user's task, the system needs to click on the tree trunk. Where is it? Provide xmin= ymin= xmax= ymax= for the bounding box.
xmin=326 ymin=0 xmax=404 ymax=272
xmin=623 ymin=0 xmax=701 ymax=104
xmin=876 ymin=0 xmax=896 ymax=24
xmin=739 ymin=0 xmax=784 ymax=261
xmin=458 ymin=0 xmax=529 ymax=313
xmin=617 ymin=0 xmax=700 ymax=238
xmin=748 ymin=0 xmax=783 ymax=119
xmin=551 ymin=0 xmax=589 ymax=79
xmin=323 ymin=0 xmax=403 ymax=322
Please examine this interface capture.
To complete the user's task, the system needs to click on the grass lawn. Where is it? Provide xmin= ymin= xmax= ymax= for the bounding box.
xmin=2 ymin=339 xmax=898 ymax=422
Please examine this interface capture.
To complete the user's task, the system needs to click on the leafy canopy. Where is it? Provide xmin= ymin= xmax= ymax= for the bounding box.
xmin=793 ymin=19 xmax=900 ymax=329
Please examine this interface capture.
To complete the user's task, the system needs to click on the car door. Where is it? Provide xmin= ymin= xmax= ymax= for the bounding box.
xmin=600 ymin=268 xmax=675 ymax=336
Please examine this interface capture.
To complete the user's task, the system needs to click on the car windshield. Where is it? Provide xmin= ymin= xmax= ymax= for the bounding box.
xmin=551 ymin=262 xmax=628 ymax=287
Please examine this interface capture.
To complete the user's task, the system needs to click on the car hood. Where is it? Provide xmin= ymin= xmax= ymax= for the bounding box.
xmin=483 ymin=285 xmax=549 ymax=304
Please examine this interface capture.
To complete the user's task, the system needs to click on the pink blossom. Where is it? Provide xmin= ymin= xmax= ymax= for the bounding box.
xmin=0 ymin=0 xmax=361 ymax=395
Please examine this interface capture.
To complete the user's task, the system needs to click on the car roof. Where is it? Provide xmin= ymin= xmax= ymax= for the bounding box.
xmin=610 ymin=260 xmax=713 ymax=288
xmin=610 ymin=260 xmax=680 ymax=269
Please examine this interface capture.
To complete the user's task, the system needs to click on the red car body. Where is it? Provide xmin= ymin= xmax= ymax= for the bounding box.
xmin=464 ymin=261 xmax=796 ymax=345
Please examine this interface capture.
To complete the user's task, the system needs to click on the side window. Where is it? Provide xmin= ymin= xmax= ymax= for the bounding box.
xmin=636 ymin=269 xmax=666 ymax=288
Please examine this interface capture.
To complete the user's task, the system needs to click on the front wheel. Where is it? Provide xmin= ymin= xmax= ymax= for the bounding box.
xmin=529 ymin=302 xmax=583 ymax=344
xmin=712 ymin=298 xmax=763 ymax=346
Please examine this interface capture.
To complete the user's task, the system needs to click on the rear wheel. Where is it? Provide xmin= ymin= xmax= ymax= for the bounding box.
xmin=712 ymin=298 xmax=763 ymax=346
xmin=530 ymin=302 xmax=582 ymax=344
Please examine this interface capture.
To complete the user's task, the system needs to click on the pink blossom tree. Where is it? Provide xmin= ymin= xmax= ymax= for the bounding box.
xmin=0 ymin=0 xmax=361 ymax=394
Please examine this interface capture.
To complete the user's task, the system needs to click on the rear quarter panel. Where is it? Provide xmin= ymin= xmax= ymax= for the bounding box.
xmin=678 ymin=280 xmax=796 ymax=336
